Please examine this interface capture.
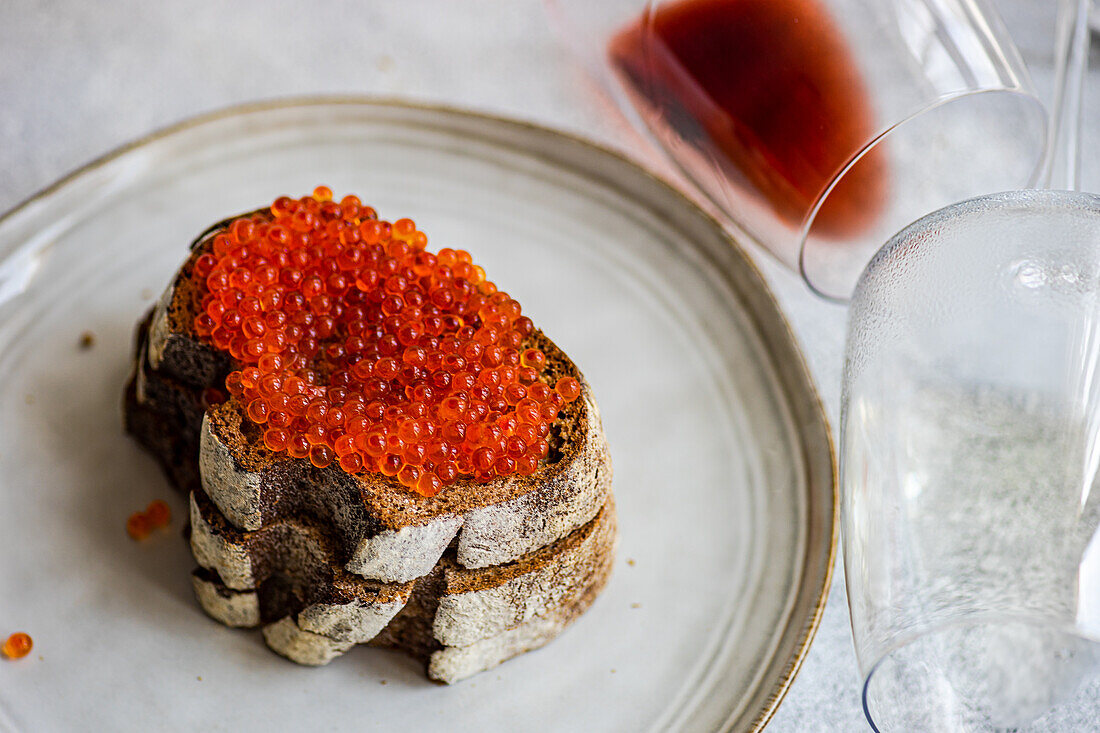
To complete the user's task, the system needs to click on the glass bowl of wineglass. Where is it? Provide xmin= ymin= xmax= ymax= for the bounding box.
xmin=546 ymin=0 xmax=1048 ymax=300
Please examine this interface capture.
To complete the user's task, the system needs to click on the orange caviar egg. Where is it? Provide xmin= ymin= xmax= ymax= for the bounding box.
xmin=2 ymin=632 xmax=32 ymax=660
xmin=190 ymin=189 xmax=573 ymax=494
xmin=126 ymin=511 xmax=152 ymax=540
xmin=145 ymin=500 xmax=171 ymax=529
xmin=555 ymin=377 xmax=581 ymax=403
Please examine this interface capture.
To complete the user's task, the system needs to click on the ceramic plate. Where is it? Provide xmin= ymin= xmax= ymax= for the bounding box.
xmin=0 ymin=99 xmax=834 ymax=732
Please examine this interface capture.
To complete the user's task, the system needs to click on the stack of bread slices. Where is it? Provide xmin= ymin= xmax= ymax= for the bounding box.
xmin=123 ymin=215 xmax=615 ymax=684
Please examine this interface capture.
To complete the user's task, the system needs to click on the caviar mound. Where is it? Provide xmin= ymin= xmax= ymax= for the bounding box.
xmin=187 ymin=188 xmax=580 ymax=496
xmin=122 ymin=191 xmax=616 ymax=682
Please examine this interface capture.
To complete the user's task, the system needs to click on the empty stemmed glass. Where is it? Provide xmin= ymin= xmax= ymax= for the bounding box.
xmin=841 ymin=1 xmax=1100 ymax=729
xmin=547 ymin=0 xmax=1047 ymax=299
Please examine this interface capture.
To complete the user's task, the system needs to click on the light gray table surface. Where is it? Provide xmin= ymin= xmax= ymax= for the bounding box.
xmin=1 ymin=2 xmax=1097 ymax=730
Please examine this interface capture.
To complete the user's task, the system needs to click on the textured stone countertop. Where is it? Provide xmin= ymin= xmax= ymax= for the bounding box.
xmin=1 ymin=1 xmax=1096 ymax=730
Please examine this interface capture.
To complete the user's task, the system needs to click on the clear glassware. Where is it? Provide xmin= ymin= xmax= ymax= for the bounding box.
xmin=843 ymin=190 xmax=1100 ymax=731
xmin=841 ymin=4 xmax=1099 ymax=727
xmin=546 ymin=0 xmax=1047 ymax=300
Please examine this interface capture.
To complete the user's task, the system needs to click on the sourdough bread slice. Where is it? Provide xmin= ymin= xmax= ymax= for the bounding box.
xmin=133 ymin=364 xmax=618 ymax=683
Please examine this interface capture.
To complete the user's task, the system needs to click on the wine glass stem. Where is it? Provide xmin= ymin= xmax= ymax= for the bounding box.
xmin=1044 ymin=0 xmax=1091 ymax=191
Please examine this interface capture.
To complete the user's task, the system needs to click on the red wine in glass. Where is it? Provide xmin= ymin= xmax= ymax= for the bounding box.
xmin=609 ymin=0 xmax=887 ymax=239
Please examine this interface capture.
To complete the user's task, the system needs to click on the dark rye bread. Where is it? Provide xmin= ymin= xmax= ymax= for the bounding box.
xmin=189 ymin=488 xmax=616 ymax=682
xmin=190 ymin=476 xmax=613 ymax=607
xmin=373 ymin=548 xmax=613 ymax=683
xmin=194 ymin=552 xmax=614 ymax=685
xmin=123 ymin=206 xmax=617 ymax=682
xmin=135 ymin=221 xmax=612 ymax=582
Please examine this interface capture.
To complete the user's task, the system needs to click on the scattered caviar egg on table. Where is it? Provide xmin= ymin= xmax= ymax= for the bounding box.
xmin=2 ymin=632 xmax=32 ymax=660
xmin=145 ymin=500 xmax=171 ymax=529
xmin=126 ymin=500 xmax=172 ymax=540
xmin=190 ymin=188 xmax=584 ymax=496
xmin=126 ymin=511 xmax=152 ymax=541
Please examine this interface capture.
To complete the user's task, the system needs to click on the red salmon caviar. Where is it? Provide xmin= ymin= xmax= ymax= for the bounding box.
xmin=127 ymin=500 xmax=172 ymax=540
xmin=190 ymin=189 xmax=567 ymax=494
xmin=126 ymin=511 xmax=151 ymax=540
xmin=2 ymin=632 xmax=32 ymax=660
xmin=555 ymin=377 xmax=581 ymax=403
xmin=145 ymin=500 xmax=171 ymax=529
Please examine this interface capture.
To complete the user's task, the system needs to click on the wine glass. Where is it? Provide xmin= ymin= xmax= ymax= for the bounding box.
xmin=547 ymin=0 xmax=1047 ymax=300
xmin=844 ymin=190 xmax=1100 ymax=731
xmin=842 ymin=1 xmax=1100 ymax=728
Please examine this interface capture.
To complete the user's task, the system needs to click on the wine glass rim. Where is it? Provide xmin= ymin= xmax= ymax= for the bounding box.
xmin=849 ymin=187 xmax=1100 ymax=307
xmin=798 ymin=86 xmax=1048 ymax=303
